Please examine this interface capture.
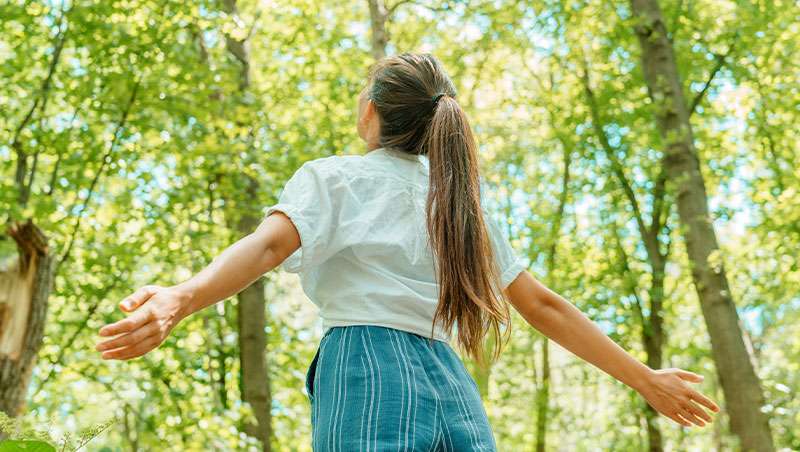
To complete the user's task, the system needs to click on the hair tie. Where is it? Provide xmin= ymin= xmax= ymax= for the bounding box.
xmin=431 ymin=92 xmax=446 ymax=105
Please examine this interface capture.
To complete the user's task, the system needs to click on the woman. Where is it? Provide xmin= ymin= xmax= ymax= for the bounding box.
xmin=95 ymin=53 xmax=719 ymax=450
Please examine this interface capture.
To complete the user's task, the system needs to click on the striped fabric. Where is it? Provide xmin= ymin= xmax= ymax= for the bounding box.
xmin=305 ymin=325 xmax=498 ymax=451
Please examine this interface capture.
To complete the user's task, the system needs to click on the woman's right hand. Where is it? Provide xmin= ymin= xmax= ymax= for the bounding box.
xmin=95 ymin=285 xmax=189 ymax=361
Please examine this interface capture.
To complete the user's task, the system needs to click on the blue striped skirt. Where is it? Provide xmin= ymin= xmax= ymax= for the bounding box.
xmin=305 ymin=324 xmax=498 ymax=451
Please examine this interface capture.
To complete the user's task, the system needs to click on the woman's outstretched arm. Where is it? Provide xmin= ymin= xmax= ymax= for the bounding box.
xmin=95 ymin=212 xmax=300 ymax=360
xmin=504 ymin=270 xmax=720 ymax=428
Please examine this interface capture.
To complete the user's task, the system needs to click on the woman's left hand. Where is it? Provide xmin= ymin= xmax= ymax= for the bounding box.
xmin=637 ymin=367 xmax=721 ymax=427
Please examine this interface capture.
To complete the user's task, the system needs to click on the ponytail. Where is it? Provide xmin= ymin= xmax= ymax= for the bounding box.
xmin=424 ymin=95 xmax=512 ymax=367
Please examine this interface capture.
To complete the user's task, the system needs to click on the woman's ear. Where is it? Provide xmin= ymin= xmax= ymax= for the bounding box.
xmin=365 ymin=99 xmax=375 ymax=121
xmin=365 ymin=99 xmax=381 ymax=144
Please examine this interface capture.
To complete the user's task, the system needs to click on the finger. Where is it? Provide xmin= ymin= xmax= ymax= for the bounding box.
xmin=102 ymin=333 xmax=161 ymax=360
xmin=99 ymin=309 xmax=153 ymax=337
xmin=96 ymin=321 xmax=157 ymax=352
xmin=114 ymin=334 xmax=161 ymax=360
xmin=676 ymin=411 xmax=694 ymax=427
xmin=684 ymin=400 xmax=712 ymax=424
xmin=676 ymin=369 xmax=704 ymax=383
xmin=686 ymin=400 xmax=713 ymax=423
xmin=689 ymin=389 xmax=720 ymax=413
xmin=680 ymin=408 xmax=706 ymax=427
xmin=119 ymin=285 xmax=159 ymax=312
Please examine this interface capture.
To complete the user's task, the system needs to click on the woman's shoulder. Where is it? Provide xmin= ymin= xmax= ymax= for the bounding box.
xmin=304 ymin=152 xmax=362 ymax=168
xmin=300 ymin=153 xmax=371 ymax=182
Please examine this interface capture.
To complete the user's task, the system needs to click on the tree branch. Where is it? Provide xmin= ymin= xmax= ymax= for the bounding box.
xmin=649 ymin=168 xmax=667 ymax=239
xmin=387 ymin=0 xmax=413 ymax=15
xmin=12 ymin=9 xmax=69 ymax=206
xmin=608 ymin=208 xmax=648 ymax=330
xmin=688 ymin=40 xmax=736 ymax=117
xmin=580 ymin=66 xmax=649 ymax=241
xmin=388 ymin=0 xmax=450 ymax=14
xmin=46 ymin=108 xmax=80 ymax=196
xmin=59 ymin=78 xmax=140 ymax=266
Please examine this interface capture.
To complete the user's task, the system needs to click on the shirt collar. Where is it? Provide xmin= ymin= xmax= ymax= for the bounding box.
xmin=369 ymin=147 xmax=415 ymax=160
xmin=367 ymin=147 xmax=429 ymax=172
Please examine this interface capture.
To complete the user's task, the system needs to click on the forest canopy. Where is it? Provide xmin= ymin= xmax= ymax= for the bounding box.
xmin=0 ymin=0 xmax=798 ymax=450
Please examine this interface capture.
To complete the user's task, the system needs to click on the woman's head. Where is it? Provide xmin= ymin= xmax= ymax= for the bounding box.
xmin=358 ymin=53 xmax=512 ymax=366
xmin=357 ymin=53 xmax=456 ymax=153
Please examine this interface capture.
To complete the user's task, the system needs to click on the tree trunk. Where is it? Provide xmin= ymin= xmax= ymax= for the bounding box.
xmin=220 ymin=0 xmax=272 ymax=449
xmin=367 ymin=0 xmax=388 ymax=60
xmin=629 ymin=0 xmax=774 ymax=449
xmin=2 ymin=24 xmax=67 ymax=419
xmin=534 ymin=337 xmax=550 ymax=452
xmin=0 ymin=221 xmax=55 ymax=421
xmin=237 ymin=269 xmax=271 ymax=449
xmin=232 ymin=177 xmax=272 ymax=452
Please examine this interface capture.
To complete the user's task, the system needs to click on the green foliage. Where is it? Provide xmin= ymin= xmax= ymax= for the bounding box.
xmin=0 ymin=412 xmax=114 ymax=451
xmin=0 ymin=441 xmax=56 ymax=452
xmin=1 ymin=0 xmax=797 ymax=450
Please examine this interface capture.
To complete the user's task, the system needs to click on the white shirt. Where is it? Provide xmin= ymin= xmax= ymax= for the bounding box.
xmin=263 ymin=146 xmax=527 ymax=343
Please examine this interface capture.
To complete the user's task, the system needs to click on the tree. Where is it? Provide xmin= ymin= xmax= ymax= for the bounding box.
xmin=219 ymin=0 xmax=272 ymax=449
xmin=628 ymin=0 xmax=774 ymax=449
xmin=0 ymin=222 xmax=54 ymax=423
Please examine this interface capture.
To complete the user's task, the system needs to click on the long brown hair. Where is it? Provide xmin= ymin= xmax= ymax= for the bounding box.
xmin=366 ymin=53 xmax=511 ymax=366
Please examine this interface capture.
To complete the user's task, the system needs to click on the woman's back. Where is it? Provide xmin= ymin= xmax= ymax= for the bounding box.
xmin=264 ymin=146 xmax=526 ymax=343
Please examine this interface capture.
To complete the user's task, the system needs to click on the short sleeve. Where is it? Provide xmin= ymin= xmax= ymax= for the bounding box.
xmin=263 ymin=160 xmax=344 ymax=274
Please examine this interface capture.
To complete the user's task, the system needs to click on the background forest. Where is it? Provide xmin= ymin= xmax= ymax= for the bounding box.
xmin=0 ymin=0 xmax=797 ymax=451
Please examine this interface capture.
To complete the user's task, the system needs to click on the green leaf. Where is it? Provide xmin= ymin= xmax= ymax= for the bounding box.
xmin=0 ymin=440 xmax=57 ymax=452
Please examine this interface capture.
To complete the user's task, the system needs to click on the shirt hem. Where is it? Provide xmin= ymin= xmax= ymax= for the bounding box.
xmin=322 ymin=319 xmax=451 ymax=344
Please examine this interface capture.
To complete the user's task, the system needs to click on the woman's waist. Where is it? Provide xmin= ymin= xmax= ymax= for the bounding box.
xmin=321 ymin=316 xmax=451 ymax=344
